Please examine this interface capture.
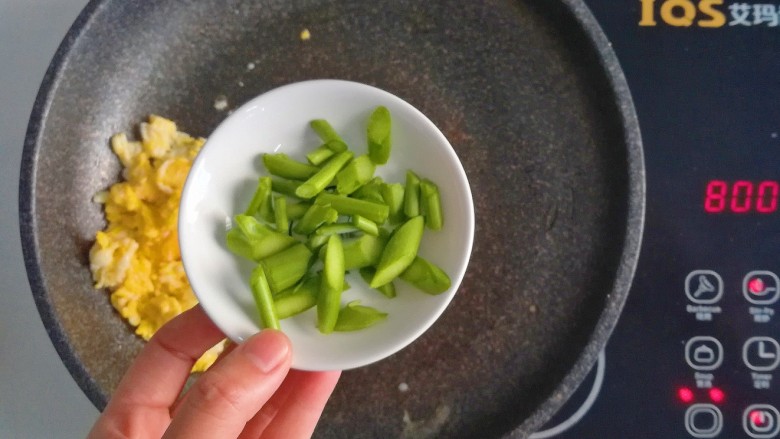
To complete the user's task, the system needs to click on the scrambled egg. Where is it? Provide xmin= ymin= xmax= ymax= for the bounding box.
xmin=89 ymin=115 xmax=223 ymax=372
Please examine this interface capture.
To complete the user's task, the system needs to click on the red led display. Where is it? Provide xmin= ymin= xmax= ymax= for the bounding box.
xmin=704 ymin=180 xmax=779 ymax=214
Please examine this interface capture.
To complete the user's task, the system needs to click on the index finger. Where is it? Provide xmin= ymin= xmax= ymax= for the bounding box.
xmin=110 ymin=305 xmax=225 ymax=410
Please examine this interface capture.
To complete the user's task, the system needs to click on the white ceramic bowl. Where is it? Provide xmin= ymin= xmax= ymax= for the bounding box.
xmin=179 ymin=79 xmax=474 ymax=370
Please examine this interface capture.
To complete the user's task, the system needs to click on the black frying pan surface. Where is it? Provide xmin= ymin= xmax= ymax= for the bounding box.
xmin=20 ymin=0 xmax=644 ymax=437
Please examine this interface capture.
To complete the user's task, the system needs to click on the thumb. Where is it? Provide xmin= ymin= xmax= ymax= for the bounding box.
xmin=164 ymin=330 xmax=292 ymax=438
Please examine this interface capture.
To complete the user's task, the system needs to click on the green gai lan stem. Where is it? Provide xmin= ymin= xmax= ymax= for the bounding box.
xmin=350 ymin=215 xmax=379 ymax=236
xmin=399 ymin=256 xmax=451 ymax=295
xmin=370 ymin=216 xmax=424 ymax=288
xmin=226 ymin=214 xmax=296 ymax=262
xmin=381 ymin=182 xmax=405 ymax=224
xmin=367 ymin=106 xmax=392 ymax=165
xmin=403 ymin=170 xmax=421 ymax=218
xmin=317 ymin=235 xmax=345 ymax=334
xmin=262 ymin=153 xmax=319 ymax=180
xmin=273 ymin=196 xmax=289 ymax=234
xmin=310 ymin=119 xmax=346 ymax=148
xmin=259 ymin=243 xmax=313 ymax=293
xmin=334 ymin=301 xmax=388 ymax=332
xmin=271 ymin=178 xmax=303 ymax=199
xmin=336 ymin=155 xmax=376 ymax=195
xmin=249 ymin=266 xmax=280 ymax=330
xmin=306 ymin=144 xmax=335 ymax=166
xmin=315 ymin=192 xmax=389 ymax=224
xmin=273 ymin=275 xmax=320 ymax=320
xmin=293 ymin=202 xmax=338 ymax=235
xmin=420 ymin=178 xmax=443 ymax=230
xmin=295 ymin=151 xmax=353 ymax=199
xmin=245 ymin=176 xmax=273 ymax=222
xmin=359 ymin=267 xmax=397 ymax=298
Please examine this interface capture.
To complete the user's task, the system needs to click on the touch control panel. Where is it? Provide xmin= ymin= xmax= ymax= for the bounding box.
xmin=527 ymin=1 xmax=780 ymax=437
xmin=681 ymin=270 xmax=780 ymax=438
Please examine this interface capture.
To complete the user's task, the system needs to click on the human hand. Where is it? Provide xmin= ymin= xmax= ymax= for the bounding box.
xmin=88 ymin=305 xmax=340 ymax=438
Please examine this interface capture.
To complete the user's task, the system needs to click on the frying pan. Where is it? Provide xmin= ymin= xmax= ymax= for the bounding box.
xmin=19 ymin=0 xmax=644 ymax=437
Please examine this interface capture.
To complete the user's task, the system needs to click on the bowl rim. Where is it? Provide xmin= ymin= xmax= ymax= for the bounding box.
xmin=178 ymin=78 xmax=476 ymax=371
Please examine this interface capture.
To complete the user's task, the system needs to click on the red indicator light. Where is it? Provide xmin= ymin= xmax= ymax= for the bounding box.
xmin=709 ymin=387 xmax=725 ymax=403
xmin=751 ymin=410 xmax=768 ymax=426
xmin=677 ymin=387 xmax=695 ymax=403
xmin=749 ymin=278 xmax=766 ymax=295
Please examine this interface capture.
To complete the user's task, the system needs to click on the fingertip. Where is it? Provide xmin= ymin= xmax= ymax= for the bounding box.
xmin=242 ymin=329 xmax=292 ymax=374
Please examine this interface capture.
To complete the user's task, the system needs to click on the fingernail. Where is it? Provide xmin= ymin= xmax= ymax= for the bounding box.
xmin=242 ymin=330 xmax=291 ymax=373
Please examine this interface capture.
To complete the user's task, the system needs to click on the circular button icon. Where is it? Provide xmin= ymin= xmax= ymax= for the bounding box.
xmin=744 ymin=404 xmax=780 ymax=438
xmin=744 ymin=337 xmax=780 ymax=372
xmin=686 ymin=336 xmax=724 ymax=371
xmin=686 ymin=404 xmax=723 ymax=438
xmin=686 ymin=270 xmax=724 ymax=304
xmin=743 ymin=271 xmax=780 ymax=305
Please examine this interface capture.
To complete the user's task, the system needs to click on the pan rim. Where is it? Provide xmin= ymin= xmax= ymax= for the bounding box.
xmin=518 ymin=0 xmax=645 ymax=435
xmin=19 ymin=0 xmax=115 ymax=411
xmin=17 ymin=0 xmax=646 ymax=434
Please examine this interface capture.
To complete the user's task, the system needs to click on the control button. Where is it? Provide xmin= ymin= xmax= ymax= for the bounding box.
xmin=686 ymin=337 xmax=724 ymax=371
xmin=686 ymin=404 xmax=723 ymax=438
xmin=686 ymin=270 xmax=724 ymax=304
xmin=744 ymin=405 xmax=780 ymax=438
xmin=744 ymin=337 xmax=780 ymax=372
xmin=743 ymin=271 xmax=780 ymax=305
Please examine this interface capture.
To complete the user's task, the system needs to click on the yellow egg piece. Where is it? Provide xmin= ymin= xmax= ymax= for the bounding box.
xmin=89 ymin=115 xmax=222 ymax=372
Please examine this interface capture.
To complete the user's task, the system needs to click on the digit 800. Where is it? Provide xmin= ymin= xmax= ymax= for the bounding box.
xmin=704 ymin=180 xmax=780 ymax=214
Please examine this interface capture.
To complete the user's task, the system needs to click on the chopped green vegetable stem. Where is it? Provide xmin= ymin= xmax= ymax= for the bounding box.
xmin=274 ymin=275 xmax=320 ymax=319
xmin=370 ymin=216 xmax=424 ymax=287
xmin=367 ymin=106 xmax=392 ymax=165
xmin=317 ymin=235 xmax=345 ymax=333
xmin=296 ymin=151 xmax=354 ymax=199
xmin=263 ymin=153 xmax=319 ymax=180
xmin=260 ymin=243 xmax=313 ymax=293
xmin=306 ymin=145 xmax=335 ymax=166
xmin=228 ymin=214 xmax=296 ymax=261
xmin=359 ymin=267 xmax=397 ymax=298
xmin=286 ymin=201 xmax=311 ymax=221
xmin=334 ymin=233 xmax=387 ymax=270
xmin=271 ymin=178 xmax=303 ymax=199
xmin=420 ymin=179 xmax=443 ymax=230
xmin=315 ymin=223 xmax=359 ymax=236
xmin=399 ymin=256 xmax=451 ymax=295
xmin=336 ymin=155 xmax=376 ymax=195
xmin=403 ymin=171 xmax=421 ymax=218
xmin=273 ymin=196 xmax=289 ymax=234
xmin=294 ymin=202 xmax=339 ymax=235
xmin=381 ymin=182 xmax=406 ymax=224
xmin=245 ymin=176 xmax=273 ymax=220
xmin=310 ymin=119 xmax=346 ymax=147
xmin=351 ymin=215 xmax=379 ymax=236
xmin=316 ymin=192 xmax=389 ymax=224
xmin=249 ymin=266 xmax=280 ymax=330
xmin=334 ymin=301 xmax=388 ymax=331
xmin=352 ymin=176 xmax=385 ymax=203
xmin=324 ymin=139 xmax=348 ymax=153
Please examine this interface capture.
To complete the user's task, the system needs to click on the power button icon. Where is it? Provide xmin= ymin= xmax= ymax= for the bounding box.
xmin=744 ymin=405 xmax=780 ymax=438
